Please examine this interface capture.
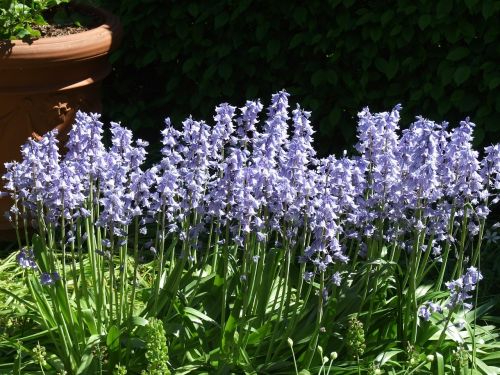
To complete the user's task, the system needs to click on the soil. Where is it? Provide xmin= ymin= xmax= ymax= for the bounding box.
xmin=32 ymin=24 xmax=92 ymax=38
xmin=31 ymin=4 xmax=104 ymax=38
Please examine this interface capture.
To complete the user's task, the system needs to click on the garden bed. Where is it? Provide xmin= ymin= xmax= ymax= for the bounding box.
xmin=1 ymin=92 xmax=499 ymax=374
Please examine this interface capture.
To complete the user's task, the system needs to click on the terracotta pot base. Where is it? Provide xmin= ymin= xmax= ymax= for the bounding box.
xmin=0 ymin=6 xmax=122 ymax=235
xmin=0 ymin=84 xmax=102 ymax=232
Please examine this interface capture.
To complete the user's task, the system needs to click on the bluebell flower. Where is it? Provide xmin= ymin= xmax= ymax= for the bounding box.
xmin=210 ymin=103 xmax=236 ymax=160
xmin=332 ymin=272 xmax=342 ymax=286
xmin=40 ymin=272 xmax=60 ymax=286
xmin=418 ymin=302 xmax=443 ymax=321
xmin=303 ymin=272 xmax=314 ymax=282
xmin=236 ymin=100 xmax=263 ymax=145
xmin=445 ymin=267 xmax=483 ymax=310
xmin=16 ymin=249 xmax=37 ymax=270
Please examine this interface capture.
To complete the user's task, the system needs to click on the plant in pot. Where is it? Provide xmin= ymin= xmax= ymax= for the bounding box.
xmin=0 ymin=0 xmax=122 ymax=233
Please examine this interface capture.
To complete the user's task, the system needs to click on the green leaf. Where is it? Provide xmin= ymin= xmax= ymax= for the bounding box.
xmin=482 ymin=1 xmax=495 ymax=19
xmin=465 ymin=0 xmax=479 ymax=10
xmin=266 ymin=39 xmax=280 ymax=60
xmin=375 ymin=58 xmax=399 ymax=80
xmin=450 ymin=89 xmax=465 ymax=105
xmin=460 ymin=22 xmax=475 ymax=39
xmin=418 ymin=15 xmax=431 ymax=30
xmin=175 ymin=22 xmax=189 ymax=39
xmin=488 ymin=76 xmax=500 ymax=90
xmin=184 ymin=307 xmax=218 ymax=325
xmin=477 ymin=104 xmax=492 ymax=117
xmin=380 ymin=10 xmax=394 ymax=26
xmin=446 ymin=47 xmax=470 ymax=61
xmin=214 ymin=12 xmax=228 ymax=29
xmin=141 ymin=49 xmax=157 ymax=67
xmin=221 ymin=298 xmax=241 ymax=354
xmin=289 ymin=33 xmax=304 ymax=49
xmin=370 ymin=28 xmax=382 ymax=42
xmin=53 ymin=8 xmax=71 ymax=25
xmin=454 ymin=66 xmax=471 ymax=85
xmin=32 ymin=234 xmax=48 ymax=273
xmin=32 ymin=13 xmax=46 ymax=25
xmin=475 ymin=358 xmax=497 ymax=375
xmin=484 ymin=26 xmax=499 ymax=43
xmin=436 ymin=0 xmax=453 ymax=16
xmin=293 ymin=6 xmax=307 ymax=25
xmin=255 ymin=23 xmax=269 ymax=41
xmin=187 ymin=3 xmax=199 ymax=17
xmin=77 ymin=335 xmax=100 ymax=375
xmin=106 ymin=325 xmax=120 ymax=352
xmin=390 ymin=24 xmax=402 ymax=36
xmin=326 ymin=69 xmax=338 ymax=85
xmin=131 ymin=316 xmax=148 ymax=327
xmin=218 ymin=63 xmax=232 ymax=81
xmin=80 ymin=309 xmax=97 ymax=335
xmin=0 ymin=286 xmax=37 ymax=311
xmin=182 ymin=57 xmax=198 ymax=74
xmin=311 ymin=70 xmax=324 ymax=87
xmin=435 ymin=352 xmax=444 ymax=375
xmin=214 ymin=274 xmax=224 ymax=287
xmin=375 ymin=350 xmax=403 ymax=366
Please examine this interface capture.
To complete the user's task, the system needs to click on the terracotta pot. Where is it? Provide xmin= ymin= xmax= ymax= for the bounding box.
xmin=0 ymin=6 xmax=122 ymax=234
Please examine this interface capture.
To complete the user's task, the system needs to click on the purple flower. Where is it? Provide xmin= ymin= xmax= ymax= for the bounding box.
xmin=445 ymin=267 xmax=483 ymax=310
xmin=236 ymin=100 xmax=263 ymax=145
xmin=156 ymin=118 xmax=183 ymax=222
xmin=210 ymin=103 xmax=236 ymax=160
xmin=443 ymin=119 xmax=483 ymax=203
xmin=65 ymin=111 xmax=106 ymax=183
xmin=303 ymin=271 xmax=314 ymax=282
xmin=17 ymin=249 xmax=37 ymax=270
xmin=332 ymin=272 xmax=342 ymax=286
xmin=418 ymin=302 xmax=443 ymax=321
xmin=280 ymin=105 xmax=317 ymax=225
xmin=179 ymin=117 xmax=212 ymax=214
xmin=40 ymin=272 xmax=60 ymax=286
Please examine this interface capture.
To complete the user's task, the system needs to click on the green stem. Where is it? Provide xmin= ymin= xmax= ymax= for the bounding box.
xmin=306 ymin=271 xmax=324 ymax=368
xmin=220 ymin=223 xmax=230 ymax=347
xmin=109 ymin=233 xmax=115 ymax=323
xmin=267 ymin=241 xmax=291 ymax=362
xmin=436 ymin=307 xmax=456 ymax=349
xmin=452 ymin=205 xmax=469 ymax=280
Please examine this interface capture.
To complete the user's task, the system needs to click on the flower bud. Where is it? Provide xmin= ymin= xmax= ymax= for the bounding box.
xmin=287 ymin=338 xmax=294 ymax=347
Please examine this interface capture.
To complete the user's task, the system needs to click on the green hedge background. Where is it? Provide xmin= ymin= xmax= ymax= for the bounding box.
xmin=97 ymin=0 xmax=500 ymax=156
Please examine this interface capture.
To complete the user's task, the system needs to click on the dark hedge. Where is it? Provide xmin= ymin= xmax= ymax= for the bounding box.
xmin=97 ymin=0 xmax=500 ymax=157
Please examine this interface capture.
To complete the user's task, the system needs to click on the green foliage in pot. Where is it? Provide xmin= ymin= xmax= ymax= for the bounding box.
xmin=0 ymin=0 xmax=71 ymax=39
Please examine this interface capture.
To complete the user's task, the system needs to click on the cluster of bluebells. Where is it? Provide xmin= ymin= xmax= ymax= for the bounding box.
xmin=418 ymin=266 xmax=483 ymax=321
xmin=16 ymin=248 xmax=60 ymax=285
xmin=445 ymin=266 xmax=483 ymax=310
xmin=3 ymin=91 xmax=499 ymax=287
xmin=417 ymin=301 xmax=443 ymax=322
